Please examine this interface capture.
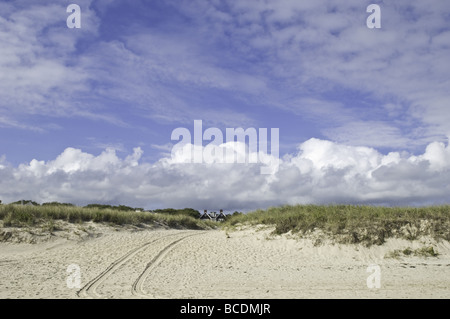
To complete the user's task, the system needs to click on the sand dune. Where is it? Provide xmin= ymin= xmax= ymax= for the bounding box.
xmin=0 ymin=224 xmax=449 ymax=299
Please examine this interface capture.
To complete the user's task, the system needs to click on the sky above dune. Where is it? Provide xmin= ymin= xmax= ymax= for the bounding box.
xmin=0 ymin=0 xmax=450 ymax=211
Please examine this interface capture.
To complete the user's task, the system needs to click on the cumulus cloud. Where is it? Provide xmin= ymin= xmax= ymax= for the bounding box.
xmin=1 ymin=138 xmax=449 ymax=210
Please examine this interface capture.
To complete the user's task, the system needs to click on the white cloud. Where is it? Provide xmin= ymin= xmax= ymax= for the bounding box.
xmin=1 ymin=138 xmax=450 ymax=210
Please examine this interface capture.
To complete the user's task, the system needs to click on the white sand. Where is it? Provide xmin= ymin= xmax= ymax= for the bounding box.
xmin=0 ymin=224 xmax=449 ymax=299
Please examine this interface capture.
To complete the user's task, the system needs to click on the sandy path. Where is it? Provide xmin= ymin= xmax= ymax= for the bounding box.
xmin=0 ymin=227 xmax=449 ymax=299
xmin=140 ymin=228 xmax=450 ymax=299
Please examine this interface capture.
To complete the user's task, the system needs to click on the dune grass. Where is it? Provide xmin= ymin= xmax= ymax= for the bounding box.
xmin=0 ymin=204 xmax=215 ymax=230
xmin=224 ymin=204 xmax=450 ymax=245
xmin=2 ymin=204 xmax=449 ymax=245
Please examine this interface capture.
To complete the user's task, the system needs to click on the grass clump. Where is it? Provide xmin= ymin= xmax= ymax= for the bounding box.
xmin=415 ymin=246 xmax=439 ymax=257
xmin=386 ymin=246 xmax=439 ymax=258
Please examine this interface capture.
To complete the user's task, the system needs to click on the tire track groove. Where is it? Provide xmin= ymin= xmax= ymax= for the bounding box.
xmin=77 ymin=232 xmax=190 ymax=298
xmin=132 ymin=231 xmax=205 ymax=298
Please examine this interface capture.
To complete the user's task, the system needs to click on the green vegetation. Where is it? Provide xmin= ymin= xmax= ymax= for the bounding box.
xmin=153 ymin=208 xmax=201 ymax=219
xmin=386 ymin=246 xmax=439 ymax=258
xmin=0 ymin=204 xmax=214 ymax=230
xmin=223 ymin=204 xmax=450 ymax=245
xmin=2 ymin=203 xmax=449 ymax=246
xmin=416 ymin=246 xmax=439 ymax=257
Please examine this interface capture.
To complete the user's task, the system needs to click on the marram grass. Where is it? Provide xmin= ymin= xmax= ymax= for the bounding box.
xmin=224 ymin=204 xmax=450 ymax=245
xmin=0 ymin=204 xmax=215 ymax=230
xmin=2 ymin=204 xmax=449 ymax=246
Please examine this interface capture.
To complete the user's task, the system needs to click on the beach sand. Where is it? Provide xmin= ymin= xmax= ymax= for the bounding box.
xmin=0 ymin=224 xmax=449 ymax=299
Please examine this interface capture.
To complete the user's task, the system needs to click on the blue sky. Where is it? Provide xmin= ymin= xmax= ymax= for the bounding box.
xmin=1 ymin=0 xmax=450 ymax=210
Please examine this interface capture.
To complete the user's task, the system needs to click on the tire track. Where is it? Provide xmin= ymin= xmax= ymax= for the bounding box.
xmin=132 ymin=231 xmax=205 ymax=298
xmin=77 ymin=231 xmax=190 ymax=298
